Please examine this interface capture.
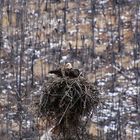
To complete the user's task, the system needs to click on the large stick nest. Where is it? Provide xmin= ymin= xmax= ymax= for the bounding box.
xmin=38 ymin=76 xmax=99 ymax=132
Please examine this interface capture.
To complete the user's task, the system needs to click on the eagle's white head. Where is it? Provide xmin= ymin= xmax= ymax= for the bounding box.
xmin=65 ymin=63 xmax=72 ymax=69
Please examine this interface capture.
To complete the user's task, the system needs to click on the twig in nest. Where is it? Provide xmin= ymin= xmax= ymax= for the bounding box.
xmin=36 ymin=76 xmax=100 ymax=137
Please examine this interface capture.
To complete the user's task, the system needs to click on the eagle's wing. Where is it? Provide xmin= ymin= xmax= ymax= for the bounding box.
xmin=49 ymin=69 xmax=63 ymax=77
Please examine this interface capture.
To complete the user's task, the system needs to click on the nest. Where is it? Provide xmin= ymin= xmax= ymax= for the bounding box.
xmin=37 ymin=76 xmax=99 ymax=138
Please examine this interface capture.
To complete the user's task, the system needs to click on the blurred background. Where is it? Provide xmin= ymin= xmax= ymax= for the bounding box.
xmin=0 ymin=0 xmax=140 ymax=139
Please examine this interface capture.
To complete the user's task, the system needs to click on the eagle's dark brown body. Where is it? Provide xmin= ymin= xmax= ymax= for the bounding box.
xmin=49 ymin=63 xmax=80 ymax=78
xmin=49 ymin=68 xmax=80 ymax=78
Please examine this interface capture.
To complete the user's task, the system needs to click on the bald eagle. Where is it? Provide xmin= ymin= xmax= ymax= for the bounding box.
xmin=49 ymin=63 xmax=80 ymax=78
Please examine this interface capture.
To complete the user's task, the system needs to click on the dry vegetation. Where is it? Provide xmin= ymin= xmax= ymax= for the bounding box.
xmin=0 ymin=0 xmax=140 ymax=139
xmin=36 ymin=76 xmax=99 ymax=139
